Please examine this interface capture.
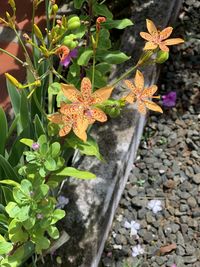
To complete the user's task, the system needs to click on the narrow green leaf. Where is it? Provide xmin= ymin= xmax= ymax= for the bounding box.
xmin=34 ymin=114 xmax=46 ymax=138
xmin=0 ymin=180 xmax=20 ymax=187
xmin=0 ymin=107 xmax=8 ymax=156
xmin=0 ymin=155 xmax=20 ymax=181
xmin=20 ymin=90 xmax=30 ymax=133
xmin=77 ymin=49 xmax=93 ymax=66
xmin=74 ymin=0 xmax=85 ymax=9
xmin=6 ymin=79 xmax=20 ymax=115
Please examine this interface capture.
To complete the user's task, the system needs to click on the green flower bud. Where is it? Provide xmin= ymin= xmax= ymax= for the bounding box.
xmin=67 ymin=16 xmax=81 ymax=30
xmin=52 ymin=4 xmax=58 ymax=13
xmin=63 ymin=35 xmax=78 ymax=49
xmin=155 ymin=51 xmax=169 ymax=64
xmin=5 ymin=73 xmax=22 ymax=88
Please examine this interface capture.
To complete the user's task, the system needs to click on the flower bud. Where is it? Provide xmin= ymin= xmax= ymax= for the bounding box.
xmin=32 ymin=142 xmax=40 ymax=150
xmin=5 ymin=73 xmax=22 ymax=88
xmin=67 ymin=16 xmax=81 ymax=30
xmin=33 ymin=24 xmax=44 ymax=42
xmin=52 ymin=4 xmax=58 ymax=14
xmin=155 ymin=51 xmax=169 ymax=64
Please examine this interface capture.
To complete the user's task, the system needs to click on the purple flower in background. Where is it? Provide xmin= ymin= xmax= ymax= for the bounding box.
xmin=32 ymin=142 xmax=40 ymax=150
xmin=162 ymin=91 xmax=177 ymax=107
xmin=171 ymin=264 xmax=177 ymax=267
xmin=60 ymin=48 xmax=78 ymax=67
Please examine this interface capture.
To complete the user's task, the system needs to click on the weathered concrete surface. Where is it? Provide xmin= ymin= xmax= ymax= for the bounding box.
xmin=42 ymin=0 xmax=183 ymax=266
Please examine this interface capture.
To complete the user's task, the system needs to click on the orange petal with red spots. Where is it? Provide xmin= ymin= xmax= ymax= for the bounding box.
xmin=140 ymin=32 xmax=154 ymax=42
xmin=61 ymin=83 xmax=81 ymax=102
xmin=92 ymin=86 xmax=114 ymax=104
xmin=143 ymin=41 xmax=158 ymax=50
xmin=141 ymin=85 xmax=158 ymax=98
xmin=59 ymin=124 xmax=72 ymax=137
xmin=124 ymin=92 xmax=135 ymax=103
xmin=159 ymin=43 xmax=169 ymax=52
xmin=81 ymin=77 xmax=92 ymax=100
xmin=144 ymin=100 xmax=163 ymax=113
xmin=163 ymin=38 xmax=184 ymax=46
xmin=146 ymin=19 xmax=158 ymax=36
xmin=91 ymin=107 xmax=107 ymax=122
xmin=137 ymin=100 xmax=146 ymax=115
xmin=160 ymin=27 xmax=173 ymax=40
xmin=134 ymin=70 xmax=144 ymax=91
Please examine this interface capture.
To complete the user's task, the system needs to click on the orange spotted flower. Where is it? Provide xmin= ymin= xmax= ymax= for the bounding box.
xmin=124 ymin=70 xmax=163 ymax=115
xmin=61 ymin=77 xmax=114 ymax=125
xmin=48 ymin=103 xmax=88 ymax=141
xmin=140 ymin=19 xmax=184 ymax=52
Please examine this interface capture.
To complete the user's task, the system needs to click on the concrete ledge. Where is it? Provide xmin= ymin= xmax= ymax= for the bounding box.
xmin=38 ymin=0 xmax=183 ymax=266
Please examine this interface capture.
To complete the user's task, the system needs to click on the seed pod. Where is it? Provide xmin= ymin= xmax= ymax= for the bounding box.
xmin=67 ymin=16 xmax=81 ymax=30
xmin=155 ymin=51 xmax=169 ymax=64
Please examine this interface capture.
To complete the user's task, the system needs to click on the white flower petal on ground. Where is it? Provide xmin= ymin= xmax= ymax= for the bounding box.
xmin=124 ymin=220 xmax=140 ymax=236
xmin=131 ymin=244 xmax=145 ymax=257
xmin=147 ymin=199 xmax=162 ymax=214
xmin=56 ymin=196 xmax=69 ymax=209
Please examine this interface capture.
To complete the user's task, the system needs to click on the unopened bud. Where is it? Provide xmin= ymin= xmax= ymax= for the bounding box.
xmin=32 ymin=142 xmax=40 ymax=150
xmin=5 ymin=73 xmax=22 ymax=88
xmin=52 ymin=4 xmax=58 ymax=13
xmin=8 ymin=0 xmax=16 ymax=10
xmin=33 ymin=24 xmax=44 ymax=42
xmin=23 ymin=33 xmax=31 ymax=42
xmin=155 ymin=51 xmax=169 ymax=64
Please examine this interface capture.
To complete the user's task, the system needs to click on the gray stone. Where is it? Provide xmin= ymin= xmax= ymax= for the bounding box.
xmin=185 ymin=244 xmax=196 ymax=255
xmin=192 ymin=173 xmax=200 ymax=184
xmin=177 ymin=231 xmax=185 ymax=245
xmin=171 ymin=223 xmax=180 ymax=233
xmin=115 ymin=234 xmax=127 ymax=245
xmin=137 ymin=208 xmax=146 ymax=220
xmin=183 ymin=255 xmax=197 ymax=263
xmin=191 ymin=150 xmax=200 ymax=159
xmin=128 ymin=187 xmax=138 ymax=198
xmin=176 ymin=245 xmax=185 ymax=256
xmin=187 ymin=196 xmax=197 ymax=208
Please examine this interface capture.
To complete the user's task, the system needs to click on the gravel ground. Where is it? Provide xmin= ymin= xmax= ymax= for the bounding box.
xmin=100 ymin=0 xmax=200 ymax=266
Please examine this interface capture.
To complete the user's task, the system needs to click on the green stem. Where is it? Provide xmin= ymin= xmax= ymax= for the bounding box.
xmin=52 ymin=68 xmax=68 ymax=83
xmin=111 ymin=65 xmax=137 ymax=87
xmin=92 ymin=53 xmax=96 ymax=90
xmin=33 ymin=91 xmax=47 ymax=117
xmin=0 ymin=48 xmax=24 ymax=65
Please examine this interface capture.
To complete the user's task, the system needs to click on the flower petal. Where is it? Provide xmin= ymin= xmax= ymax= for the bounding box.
xmin=81 ymin=77 xmax=92 ymax=100
xmin=124 ymin=80 xmax=140 ymax=95
xmin=61 ymin=83 xmax=81 ymax=102
xmin=92 ymin=86 xmax=114 ymax=104
xmin=69 ymin=48 xmax=78 ymax=58
xmin=73 ymin=114 xmax=88 ymax=142
xmin=143 ymin=41 xmax=158 ymax=50
xmin=90 ymin=107 xmax=107 ymax=122
xmin=137 ymin=100 xmax=146 ymax=115
xmin=163 ymin=38 xmax=184 ymax=46
xmin=60 ymin=56 xmax=71 ymax=67
xmin=134 ymin=70 xmax=144 ymax=91
xmin=59 ymin=124 xmax=72 ymax=137
xmin=160 ymin=27 xmax=173 ymax=40
xmin=159 ymin=43 xmax=169 ymax=52
xmin=141 ymin=85 xmax=158 ymax=98
xmin=140 ymin=32 xmax=154 ymax=41
xmin=144 ymin=100 xmax=163 ymax=113
xmin=146 ymin=19 xmax=158 ymax=36
xmin=124 ymin=92 xmax=135 ymax=103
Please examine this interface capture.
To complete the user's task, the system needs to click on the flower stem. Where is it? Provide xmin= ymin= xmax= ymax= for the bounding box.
xmin=111 ymin=65 xmax=137 ymax=87
xmin=0 ymin=48 xmax=24 ymax=65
